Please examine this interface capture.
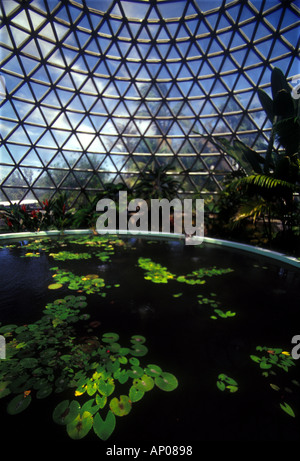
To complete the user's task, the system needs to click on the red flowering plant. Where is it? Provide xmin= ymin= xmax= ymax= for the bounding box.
xmin=51 ymin=192 xmax=74 ymax=230
xmin=0 ymin=193 xmax=74 ymax=233
xmin=0 ymin=202 xmax=38 ymax=232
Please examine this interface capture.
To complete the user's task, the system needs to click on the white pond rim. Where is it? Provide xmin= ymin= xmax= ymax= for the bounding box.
xmin=0 ymin=229 xmax=299 ymax=269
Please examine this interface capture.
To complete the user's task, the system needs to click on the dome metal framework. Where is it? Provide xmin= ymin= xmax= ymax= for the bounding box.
xmin=0 ymin=0 xmax=299 ymax=207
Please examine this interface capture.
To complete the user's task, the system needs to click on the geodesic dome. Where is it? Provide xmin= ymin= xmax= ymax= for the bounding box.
xmin=0 ymin=0 xmax=299 ymax=207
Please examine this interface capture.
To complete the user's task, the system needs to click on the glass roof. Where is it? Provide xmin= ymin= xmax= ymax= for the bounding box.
xmin=0 ymin=0 xmax=299 ymax=206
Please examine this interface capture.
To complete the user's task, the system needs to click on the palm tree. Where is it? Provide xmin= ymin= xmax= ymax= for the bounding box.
xmin=202 ymin=68 xmax=300 ymax=248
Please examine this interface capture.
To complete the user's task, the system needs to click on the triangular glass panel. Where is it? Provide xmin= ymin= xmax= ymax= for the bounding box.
xmin=57 ymin=73 xmax=75 ymax=90
xmin=60 ymin=150 xmax=81 ymax=168
xmin=77 ymin=116 xmax=96 ymax=133
xmin=21 ymin=167 xmax=44 ymax=186
xmin=62 ymin=134 xmax=82 ymax=151
xmin=103 ymin=81 xmax=120 ymax=97
xmin=100 ymin=119 xmax=119 ymax=135
xmin=70 ymin=71 xmax=88 ymax=90
xmin=90 ymin=99 xmax=108 ymax=115
xmin=167 ymin=121 xmax=186 ymax=137
xmin=89 ymin=114 xmax=107 ymax=131
xmin=88 ymin=137 xmax=106 ymax=154
xmin=112 ymin=101 xmax=131 ymax=117
xmin=46 ymin=64 xmax=65 ymax=84
xmin=32 ymin=148 xmax=54 ymax=167
xmin=23 ymin=107 xmax=45 ymax=126
xmin=99 ymin=155 xmax=118 ymax=172
xmin=48 ymin=152 xmax=70 ymax=169
xmin=52 ymin=129 xmax=72 ymax=148
xmin=2 ymin=100 xmax=20 ymax=121
xmin=0 ymin=165 xmax=15 ymax=183
xmin=87 ymin=153 xmax=106 ymax=168
xmin=10 ymin=26 xmax=30 ymax=47
xmin=25 ymin=125 xmax=46 ymax=144
xmin=81 ymin=94 xmax=98 ymax=112
xmin=3 ymin=55 xmax=24 ymax=76
xmin=6 ymin=125 xmax=31 ymax=144
xmin=50 ymin=112 xmax=72 ymax=131
xmin=56 ymin=89 xmax=74 ymax=107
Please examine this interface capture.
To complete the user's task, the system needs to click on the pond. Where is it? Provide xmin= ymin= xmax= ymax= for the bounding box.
xmin=0 ymin=233 xmax=299 ymax=442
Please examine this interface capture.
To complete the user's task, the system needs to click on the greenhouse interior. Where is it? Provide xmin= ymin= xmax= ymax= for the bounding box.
xmin=0 ymin=0 xmax=300 ymax=443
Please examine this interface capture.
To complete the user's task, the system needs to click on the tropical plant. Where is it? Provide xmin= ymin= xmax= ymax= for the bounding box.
xmin=133 ymin=162 xmax=182 ymax=201
xmin=72 ymin=183 xmax=131 ymax=231
xmin=199 ymin=68 xmax=300 ymax=250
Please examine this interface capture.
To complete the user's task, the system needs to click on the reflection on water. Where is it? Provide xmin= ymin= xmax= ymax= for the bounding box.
xmin=0 ymin=235 xmax=299 ymax=441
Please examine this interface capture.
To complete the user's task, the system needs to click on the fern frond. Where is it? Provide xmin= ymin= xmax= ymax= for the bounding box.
xmin=229 ymin=174 xmax=297 ymax=191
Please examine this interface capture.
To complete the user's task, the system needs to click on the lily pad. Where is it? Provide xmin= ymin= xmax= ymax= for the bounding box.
xmin=280 ymin=402 xmax=295 ymax=418
xmin=109 ymin=395 xmax=132 ymax=416
xmin=133 ymin=374 xmax=154 ymax=392
xmin=98 ymin=378 xmax=115 ymax=397
xmin=7 ymin=393 xmax=32 ymax=415
xmin=145 ymin=364 xmax=162 ymax=377
xmin=93 ymin=410 xmax=116 ymax=440
xmin=155 ymin=372 xmax=178 ymax=392
xmin=129 ymin=385 xmax=145 ymax=403
xmin=0 ymin=381 xmax=11 ymax=399
xmin=128 ymin=366 xmax=144 ymax=379
xmin=102 ymin=333 xmax=119 ymax=343
xmin=36 ymin=385 xmax=52 ymax=399
xmin=130 ymin=344 xmax=148 ymax=357
xmin=66 ymin=411 xmax=93 ymax=439
xmin=48 ymin=283 xmax=63 ymax=290
xmin=131 ymin=335 xmax=146 ymax=344
xmin=52 ymin=400 xmax=80 ymax=425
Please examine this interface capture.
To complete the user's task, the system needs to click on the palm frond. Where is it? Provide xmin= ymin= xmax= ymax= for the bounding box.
xmin=228 ymin=174 xmax=297 ymax=192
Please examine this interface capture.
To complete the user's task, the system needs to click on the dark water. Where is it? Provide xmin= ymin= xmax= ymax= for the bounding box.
xmin=0 ymin=235 xmax=300 ymax=442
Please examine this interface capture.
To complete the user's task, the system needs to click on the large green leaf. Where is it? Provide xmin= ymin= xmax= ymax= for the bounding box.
xmin=52 ymin=400 xmax=80 ymax=425
xmin=155 ymin=372 xmax=178 ymax=392
xmin=7 ymin=393 xmax=32 ymax=415
xmin=271 ymin=67 xmax=291 ymax=100
xmin=66 ymin=411 xmax=93 ymax=439
xmin=109 ymin=395 xmax=132 ymax=416
xmin=258 ymin=88 xmax=274 ymax=122
xmin=93 ymin=410 xmax=116 ymax=440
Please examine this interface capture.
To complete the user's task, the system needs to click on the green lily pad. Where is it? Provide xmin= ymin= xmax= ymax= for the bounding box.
xmin=52 ymin=400 xmax=81 ymax=425
xmin=7 ymin=393 xmax=32 ymax=415
xmin=95 ymin=394 xmax=107 ymax=409
xmin=0 ymin=324 xmax=18 ymax=334
xmin=145 ymin=364 xmax=162 ymax=377
xmin=280 ymin=402 xmax=295 ymax=418
xmin=109 ymin=395 xmax=132 ymax=416
xmin=0 ymin=381 xmax=11 ymax=399
xmin=66 ymin=411 xmax=93 ymax=440
xmin=129 ymin=385 xmax=145 ymax=403
xmin=131 ymin=335 xmax=146 ymax=344
xmin=36 ymin=385 xmax=52 ymax=399
xmin=102 ymin=333 xmax=119 ymax=343
xmin=130 ymin=344 xmax=148 ymax=357
xmin=98 ymin=378 xmax=115 ymax=397
xmin=93 ymin=410 xmax=116 ymax=441
xmin=133 ymin=374 xmax=154 ymax=392
xmin=48 ymin=283 xmax=63 ymax=290
xmin=155 ymin=372 xmax=178 ymax=392
xmin=128 ymin=366 xmax=144 ymax=379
